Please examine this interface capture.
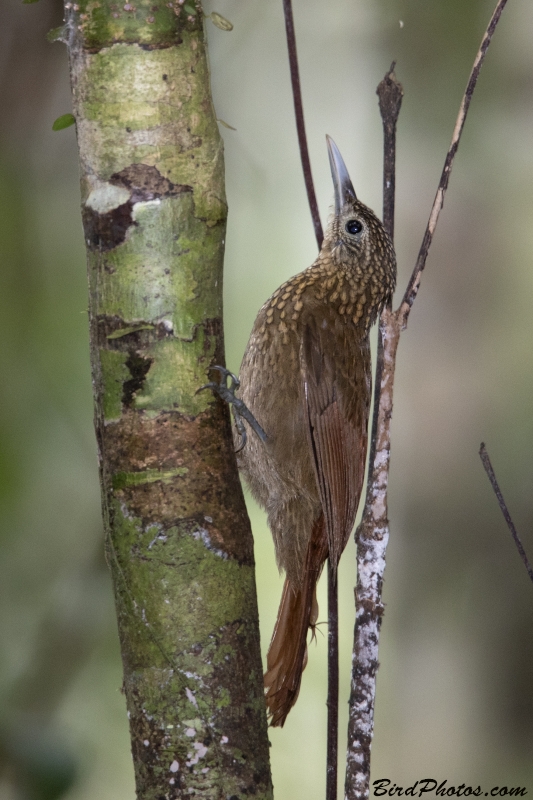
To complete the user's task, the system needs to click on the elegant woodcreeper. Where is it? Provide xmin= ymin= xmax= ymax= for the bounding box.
xmin=213 ymin=137 xmax=396 ymax=726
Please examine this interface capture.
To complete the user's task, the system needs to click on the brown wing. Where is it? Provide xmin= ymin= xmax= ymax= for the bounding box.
xmin=300 ymin=316 xmax=371 ymax=568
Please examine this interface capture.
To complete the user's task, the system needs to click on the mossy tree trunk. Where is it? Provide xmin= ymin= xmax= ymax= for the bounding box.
xmin=63 ymin=3 xmax=272 ymax=797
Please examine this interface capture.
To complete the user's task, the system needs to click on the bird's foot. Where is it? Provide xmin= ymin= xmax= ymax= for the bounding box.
xmin=198 ymin=365 xmax=267 ymax=453
xmin=309 ymin=620 xmax=327 ymax=644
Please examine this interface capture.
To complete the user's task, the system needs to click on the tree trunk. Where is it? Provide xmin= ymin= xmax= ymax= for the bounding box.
xmin=63 ymin=3 xmax=272 ymax=797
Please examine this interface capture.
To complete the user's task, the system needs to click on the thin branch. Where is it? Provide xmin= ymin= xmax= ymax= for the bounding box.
xmin=364 ymin=64 xmax=403 ymax=505
xmin=346 ymin=1 xmax=509 ymax=795
xmin=344 ymin=64 xmax=403 ymax=800
xmin=281 ymin=2 xmax=509 ymax=797
xmin=364 ymin=320 xmax=384 ymax=504
xmin=479 ymin=443 xmax=533 ymax=584
xmin=377 ymin=63 xmax=403 ymax=242
xmin=282 ymin=6 xmax=332 ymax=797
xmin=326 ymin=564 xmax=339 ymax=800
xmin=282 ymin=0 xmax=324 ymax=249
xmin=399 ymin=0 xmax=509 ymax=321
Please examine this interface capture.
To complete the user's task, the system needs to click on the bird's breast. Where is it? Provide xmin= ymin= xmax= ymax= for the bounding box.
xmin=247 ymin=268 xmax=379 ymax=366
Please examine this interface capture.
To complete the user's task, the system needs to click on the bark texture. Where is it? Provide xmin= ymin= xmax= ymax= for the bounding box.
xmin=345 ymin=310 xmax=401 ymax=800
xmin=64 ymin=2 xmax=272 ymax=798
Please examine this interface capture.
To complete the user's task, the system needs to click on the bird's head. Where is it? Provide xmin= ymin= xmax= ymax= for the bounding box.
xmin=324 ymin=135 xmax=396 ymax=299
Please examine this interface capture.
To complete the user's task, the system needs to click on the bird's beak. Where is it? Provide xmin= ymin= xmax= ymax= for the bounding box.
xmin=326 ymin=135 xmax=357 ymax=216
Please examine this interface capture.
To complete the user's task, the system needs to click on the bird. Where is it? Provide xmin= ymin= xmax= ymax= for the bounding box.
xmin=210 ymin=136 xmax=396 ymax=727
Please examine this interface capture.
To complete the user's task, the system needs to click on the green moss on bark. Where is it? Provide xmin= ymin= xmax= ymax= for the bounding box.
xmin=72 ymin=0 xmax=202 ymax=52
xmin=66 ymin=2 xmax=272 ymax=797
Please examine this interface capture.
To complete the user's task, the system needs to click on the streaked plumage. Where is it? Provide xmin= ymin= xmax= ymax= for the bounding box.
xmin=237 ymin=138 xmax=396 ymax=726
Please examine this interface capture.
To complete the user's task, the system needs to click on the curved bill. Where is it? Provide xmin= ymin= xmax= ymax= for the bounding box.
xmin=326 ymin=135 xmax=357 ymax=215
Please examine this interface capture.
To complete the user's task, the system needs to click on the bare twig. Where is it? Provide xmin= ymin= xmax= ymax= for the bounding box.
xmin=282 ymin=4 xmax=335 ymax=796
xmin=281 ymin=1 xmax=509 ymax=796
xmin=344 ymin=67 xmax=403 ymax=800
xmin=282 ymin=0 xmax=324 ymax=249
xmin=365 ymin=64 xmax=404 ymax=498
xmin=479 ymin=443 xmax=533 ymax=584
xmin=326 ymin=564 xmax=339 ymax=800
xmin=345 ymin=311 xmax=402 ymax=800
xmin=345 ymin=2 xmax=509 ymax=797
xmin=377 ymin=63 xmax=403 ymax=242
xmin=399 ymin=0 xmax=509 ymax=323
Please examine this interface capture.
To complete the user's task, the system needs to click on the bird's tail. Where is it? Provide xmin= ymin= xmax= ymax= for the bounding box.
xmin=264 ymin=515 xmax=328 ymax=727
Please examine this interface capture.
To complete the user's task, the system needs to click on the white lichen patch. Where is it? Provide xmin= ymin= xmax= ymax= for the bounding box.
xmin=148 ymin=532 xmax=168 ymax=549
xmin=370 ymin=493 xmax=387 ymax=519
xmin=119 ymin=501 xmax=137 ymax=521
xmin=192 ymin=527 xmax=227 ymax=559
xmin=183 ymin=671 xmax=202 ymax=682
xmin=86 ymin=181 xmax=131 ymax=214
xmin=373 ymin=448 xmax=389 ymax=470
xmin=186 ymin=687 xmax=198 ymax=707
xmin=131 ymin=198 xmax=162 ymax=218
xmin=193 ymin=742 xmax=208 ymax=758
xmin=185 ymin=740 xmax=208 ymax=767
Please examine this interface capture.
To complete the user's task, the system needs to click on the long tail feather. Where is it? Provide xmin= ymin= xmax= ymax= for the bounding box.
xmin=264 ymin=515 xmax=328 ymax=727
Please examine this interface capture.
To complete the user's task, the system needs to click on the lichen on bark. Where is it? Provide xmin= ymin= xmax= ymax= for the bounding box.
xmin=64 ymin=2 xmax=272 ymax=797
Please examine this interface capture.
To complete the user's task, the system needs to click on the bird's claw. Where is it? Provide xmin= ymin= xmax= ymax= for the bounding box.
xmin=198 ymin=365 xmax=267 ymax=452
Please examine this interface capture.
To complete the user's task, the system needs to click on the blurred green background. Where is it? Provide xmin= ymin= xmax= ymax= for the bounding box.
xmin=0 ymin=0 xmax=532 ymax=797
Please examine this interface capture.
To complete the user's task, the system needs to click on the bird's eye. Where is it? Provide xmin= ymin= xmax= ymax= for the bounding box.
xmin=345 ymin=219 xmax=363 ymax=236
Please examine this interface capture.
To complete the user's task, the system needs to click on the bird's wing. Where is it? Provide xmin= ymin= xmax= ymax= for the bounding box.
xmin=300 ymin=315 xmax=371 ymax=567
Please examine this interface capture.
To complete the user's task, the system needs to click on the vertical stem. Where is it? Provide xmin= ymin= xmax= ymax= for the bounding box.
xmin=345 ymin=313 xmax=401 ymax=800
xmin=282 ymin=0 xmax=324 ymax=249
xmin=345 ymin=67 xmax=403 ymax=800
xmin=362 ymin=65 xmax=402 ymax=511
xmin=281 ymin=4 xmax=333 ymax=795
xmin=327 ymin=562 xmax=339 ymax=800
xmin=345 ymin=4 xmax=508 ymax=798
xmin=378 ymin=63 xmax=402 ymax=242
xmin=364 ymin=323 xmax=384 ymax=506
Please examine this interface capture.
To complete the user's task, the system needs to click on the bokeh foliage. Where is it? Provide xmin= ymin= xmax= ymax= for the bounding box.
xmin=0 ymin=0 xmax=532 ymax=798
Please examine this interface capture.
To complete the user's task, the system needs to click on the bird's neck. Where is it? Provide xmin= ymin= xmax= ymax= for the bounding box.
xmin=304 ymin=255 xmax=388 ymax=331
